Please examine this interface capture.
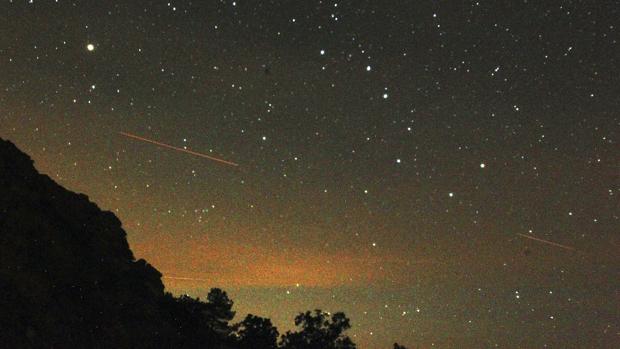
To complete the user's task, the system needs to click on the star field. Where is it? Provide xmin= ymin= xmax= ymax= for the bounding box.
xmin=1 ymin=1 xmax=618 ymax=347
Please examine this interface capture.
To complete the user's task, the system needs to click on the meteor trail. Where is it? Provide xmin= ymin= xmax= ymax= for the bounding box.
xmin=517 ymin=233 xmax=576 ymax=251
xmin=162 ymin=276 xmax=209 ymax=282
xmin=119 ymin=131 xmax=239 ymax=167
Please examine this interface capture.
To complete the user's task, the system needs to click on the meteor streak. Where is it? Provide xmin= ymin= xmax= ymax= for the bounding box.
xmin=119 ymin=131 xmax=239 ymax=167
xmin=517 ymin=233 xmax=576 ymax=251
xmin=162 ymin=276 xmax=209 ymax=282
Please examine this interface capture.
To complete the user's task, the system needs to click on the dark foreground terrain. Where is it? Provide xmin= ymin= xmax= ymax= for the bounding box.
xmin=0 ymin=138 xmax=409 ymax=349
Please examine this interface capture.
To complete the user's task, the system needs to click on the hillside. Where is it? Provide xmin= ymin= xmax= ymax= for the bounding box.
xmin=0 ymin=138 xmax=237 ymax=348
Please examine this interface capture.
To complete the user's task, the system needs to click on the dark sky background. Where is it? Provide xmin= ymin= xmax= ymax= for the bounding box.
xmin=1 ymin=1 xmax=618 ymax=347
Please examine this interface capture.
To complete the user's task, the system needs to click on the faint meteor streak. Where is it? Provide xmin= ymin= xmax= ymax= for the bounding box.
xmin=517 ymin=233 xmax=576 ymax=251
xmin=162 ymin=276 xmax=209 ymax=282
xmin=119 ymin=131 xmax=239 ymax=167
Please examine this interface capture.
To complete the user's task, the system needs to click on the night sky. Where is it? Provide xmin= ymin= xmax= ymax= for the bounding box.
xmin=1 ymin=1 xmax=619 ymax=347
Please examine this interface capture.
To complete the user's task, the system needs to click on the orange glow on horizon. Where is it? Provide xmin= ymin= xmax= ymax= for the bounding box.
xmin=132 ymin=234 xmax=432 ymax=290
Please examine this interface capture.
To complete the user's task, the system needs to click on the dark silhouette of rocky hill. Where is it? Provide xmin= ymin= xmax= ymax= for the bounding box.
xmin=0 ymin=138 xmax=406 ymax=349
xmin=0 ymin=138 xmax=236 ymax=348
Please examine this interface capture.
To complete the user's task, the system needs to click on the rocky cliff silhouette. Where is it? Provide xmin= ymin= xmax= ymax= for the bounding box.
xmin=0 ymin=138 xmax=236 ymax=348
xmin=0 ymin=138 xmax=398 ymax=349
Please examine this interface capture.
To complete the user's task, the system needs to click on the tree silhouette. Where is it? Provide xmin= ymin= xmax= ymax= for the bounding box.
xmin=233 ymin=314 xmax=279 ymax=349
xmin=164 ymin=294 xmax=218 ymax=345
xmin=160 ymin=290 xmax=236 ymax=346
xmin=205 ymin=288 xmax=236 ymax=333
xmin=280 ymin=309 xmax=356 ymax=349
